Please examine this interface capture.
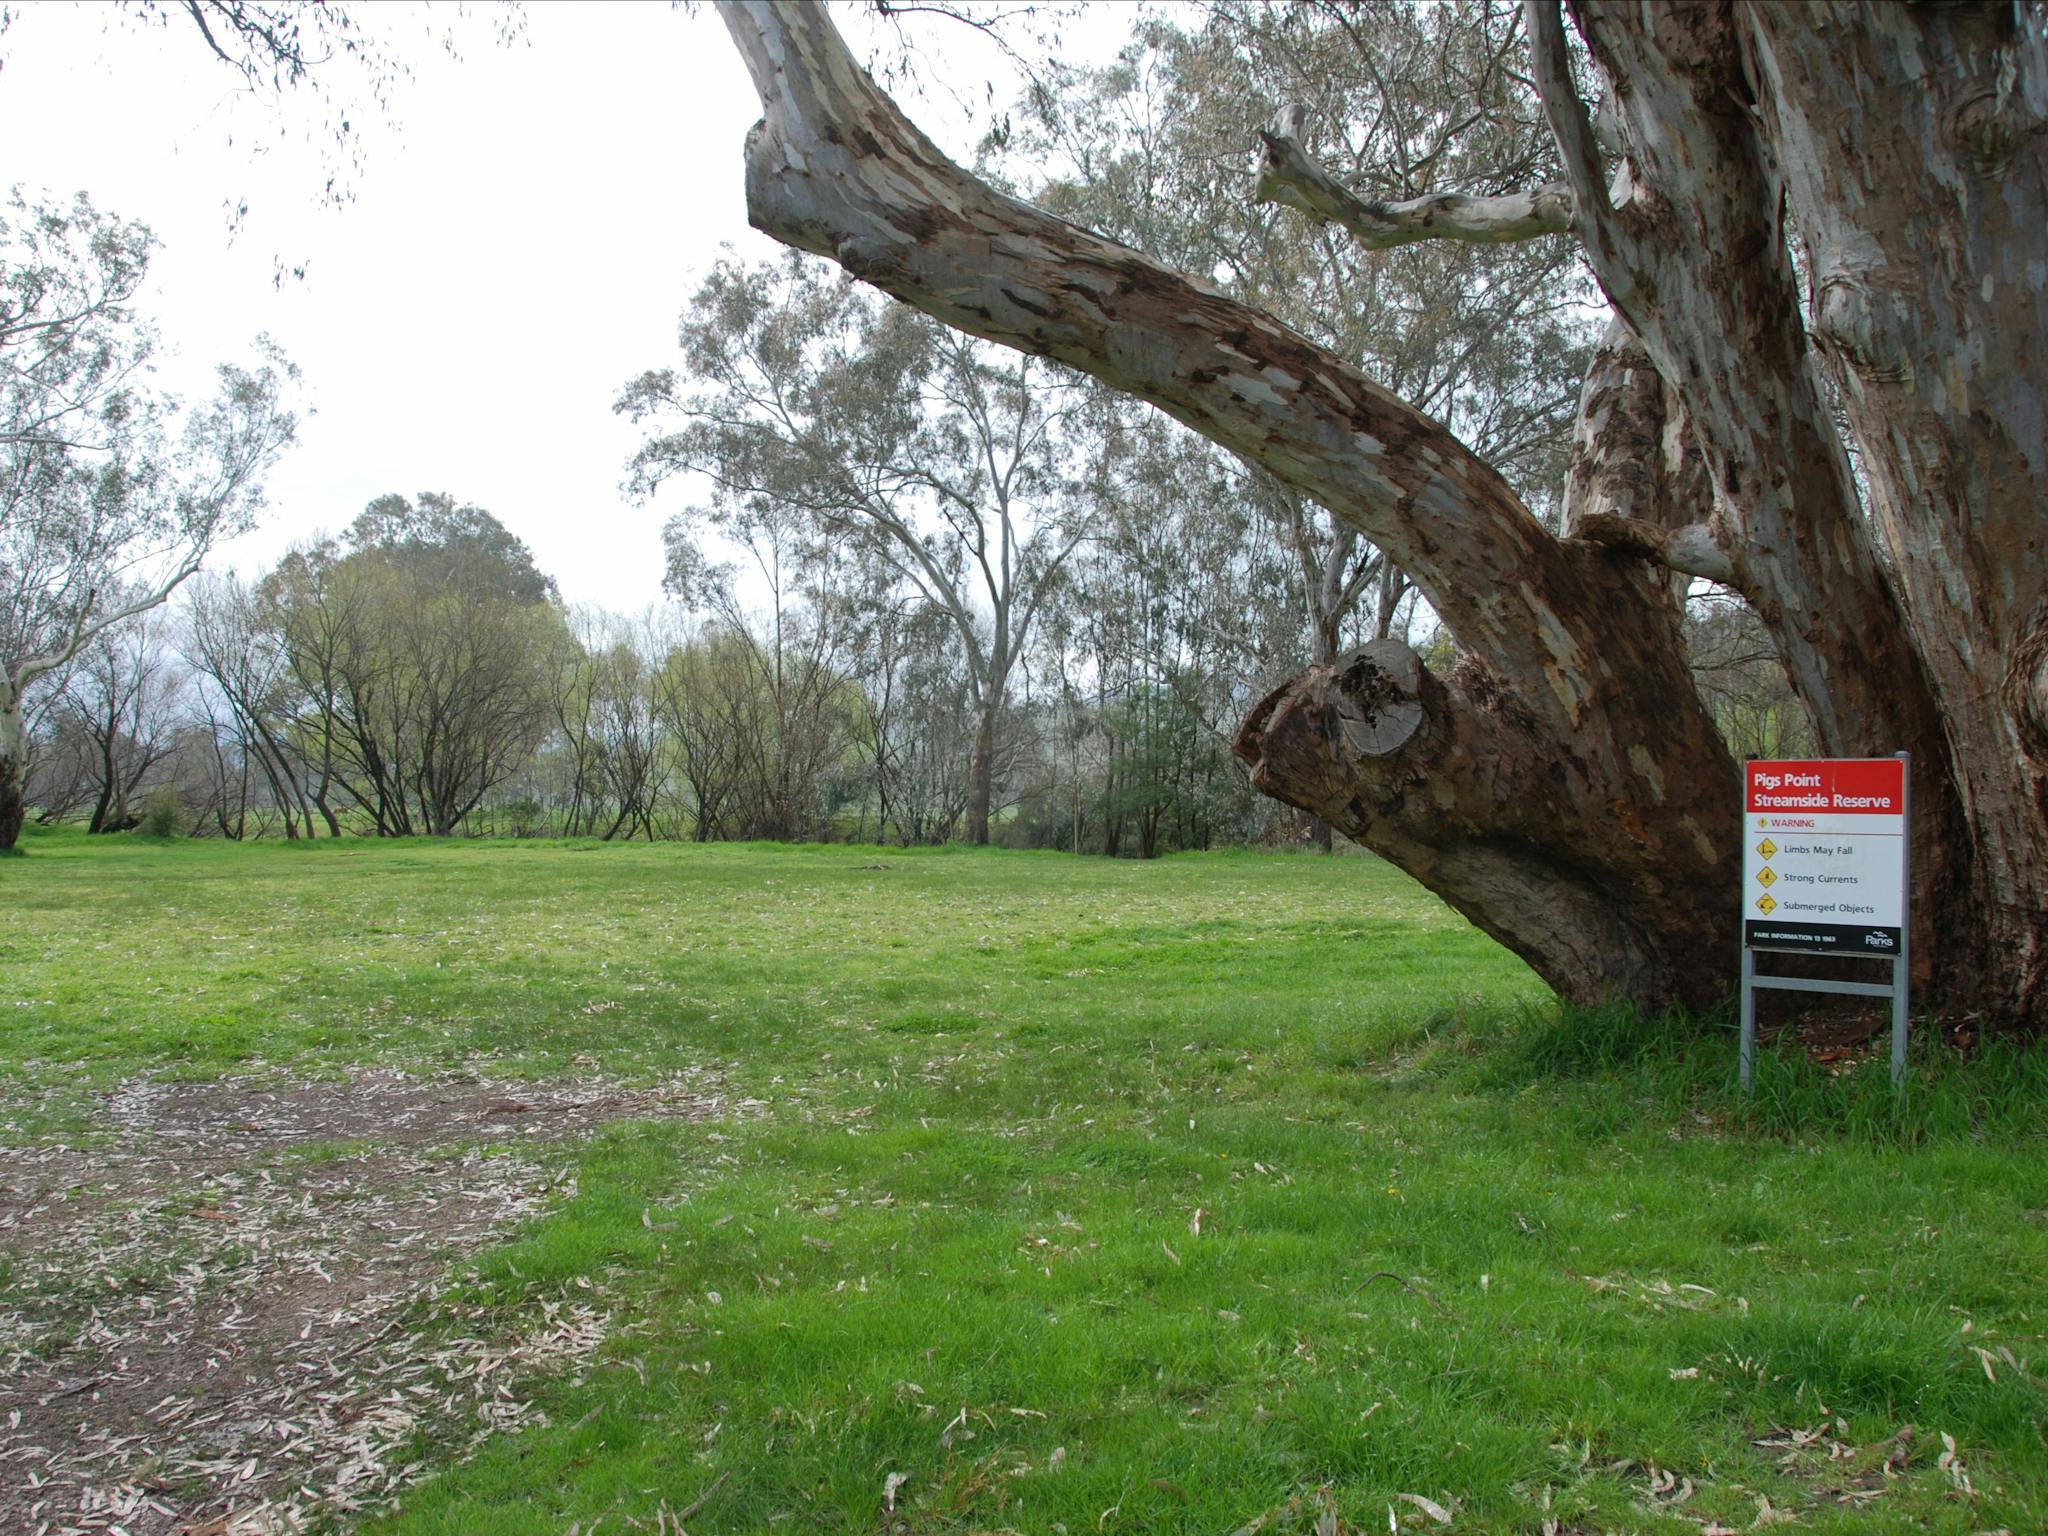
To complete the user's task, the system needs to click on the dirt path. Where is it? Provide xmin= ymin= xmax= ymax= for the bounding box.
xmin=0 ymin=1068 xmax=743 ymax=1536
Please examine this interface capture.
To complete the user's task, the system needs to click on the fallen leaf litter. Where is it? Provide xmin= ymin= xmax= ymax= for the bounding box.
xmin=0 ymin=1066 xmax=742 ymax=1535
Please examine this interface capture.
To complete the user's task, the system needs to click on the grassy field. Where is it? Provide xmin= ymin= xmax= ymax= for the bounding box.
xmin=3 ymin=824 xmax=2045 ymax=1535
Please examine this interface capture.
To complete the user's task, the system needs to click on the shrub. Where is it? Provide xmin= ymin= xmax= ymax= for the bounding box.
xmin=136 ymin=785 xmax=185 ymax=839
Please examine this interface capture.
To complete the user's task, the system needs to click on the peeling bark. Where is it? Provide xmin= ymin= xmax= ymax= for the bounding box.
xmin=1561 ymin=321 xmax=1721 ymax=579
xmin=1738 ymin=0 xmax=2048 ymax=1020
xmin=1533 ymin=4 xmax=1939 ymax=763
xmin=1526 ymin=0 xmax=2044 ymax=1025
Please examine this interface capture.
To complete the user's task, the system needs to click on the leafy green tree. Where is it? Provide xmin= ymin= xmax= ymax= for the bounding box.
xmin=183 ymin=571 xmax=330 ymax=837
xmin=844 ymin=587 xmax=974 ymax=845
xmin=536 ymin=608 xmax=671 ymax=840
xmin=263 ymin=495 xmax=559 ymax=836
xmin=620 ymin=252 xmax=1093 ymax=845
xmin=649 ymin=496 xmax=865 ymax=843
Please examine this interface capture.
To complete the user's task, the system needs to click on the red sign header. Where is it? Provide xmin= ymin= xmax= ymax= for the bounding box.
xmin=1746 ymin=758 xmax=1904 ymax=815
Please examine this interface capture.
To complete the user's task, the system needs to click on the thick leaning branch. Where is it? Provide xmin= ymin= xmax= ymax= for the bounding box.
xmin=1255 ymin=105 xmax=1574 ymax=248
xmin=718 ymin=0 xmax=1577 ymax=698
xmin=717 ymin=0 xmax=1717 ymax=764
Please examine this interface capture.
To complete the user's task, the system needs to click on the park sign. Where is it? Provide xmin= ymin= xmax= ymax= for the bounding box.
xmin=1739 ymin=755 xmax=1912 ymax=1094
xmin=1743 ymin=758 xmax=1908 ymax=955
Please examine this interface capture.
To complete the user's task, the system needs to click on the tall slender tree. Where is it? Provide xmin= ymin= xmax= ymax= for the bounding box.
xmin=620 ymin=253 xmax=1093 ymax=844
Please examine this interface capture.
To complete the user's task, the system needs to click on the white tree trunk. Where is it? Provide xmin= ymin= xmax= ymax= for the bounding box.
xmin=0 ymin=694 xmax=28 ymax=851
xmin=1738 ymin=0 xmax=2048 ymax=1019
xmin=965 ymin=702 xmax=995 ymax=847
xmin=1534 ymin=0 xmax=2048 ymax=1025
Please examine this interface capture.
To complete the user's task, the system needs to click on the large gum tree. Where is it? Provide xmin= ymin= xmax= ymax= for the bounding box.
xmin=715 ymin=0 xmax=2048 ymax=1030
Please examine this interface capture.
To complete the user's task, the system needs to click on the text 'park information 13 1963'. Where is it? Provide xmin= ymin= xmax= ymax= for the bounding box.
xmin=1743 ymin=758 xmax=1907 ymax=956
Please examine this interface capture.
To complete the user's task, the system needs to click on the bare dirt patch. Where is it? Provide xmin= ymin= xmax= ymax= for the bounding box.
xmin=0 ymin=1067 xmax=746 ymax=1536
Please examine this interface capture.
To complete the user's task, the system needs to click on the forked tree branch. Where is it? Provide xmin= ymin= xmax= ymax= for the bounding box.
xmin=1523 ymin=0 xmax=1609 ymax=218
xmin=1522 ymin=0 xmax=1643 ymax=311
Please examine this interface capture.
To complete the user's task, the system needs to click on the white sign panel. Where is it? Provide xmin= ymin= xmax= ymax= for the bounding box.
xmin=1743 ymin=758 xmax=1907 ymax=956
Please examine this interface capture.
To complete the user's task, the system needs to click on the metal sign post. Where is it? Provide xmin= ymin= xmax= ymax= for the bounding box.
xmin=1738 ymin=754 xmax=1911 ymax=1097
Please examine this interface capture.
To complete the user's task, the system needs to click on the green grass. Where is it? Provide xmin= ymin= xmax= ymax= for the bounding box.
xmin=4 ymin=822 xmax=2045 ymax=1533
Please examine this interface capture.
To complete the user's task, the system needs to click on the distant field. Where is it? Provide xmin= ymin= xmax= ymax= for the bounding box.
xmin=2 ymin=826 xmax=2043 ymax=1535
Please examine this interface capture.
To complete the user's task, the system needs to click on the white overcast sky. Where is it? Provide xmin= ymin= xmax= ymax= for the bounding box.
xmin=0 ymin=1 xmax=1134 ymax=612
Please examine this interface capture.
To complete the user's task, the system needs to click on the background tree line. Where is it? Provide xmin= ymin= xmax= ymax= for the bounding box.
xmin=18 ymin=471 xmax=1304 ymax=852
xmin=19 ymin=432 xmax=1808 ymax=855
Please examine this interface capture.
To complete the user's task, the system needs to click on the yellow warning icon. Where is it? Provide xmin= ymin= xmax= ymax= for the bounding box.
xmin=1756 ymin=838 xmax=1777 ymax=860
xmin=1756 ymin=894 xmax=1777 ymax=914
xmin=1756 ymin=866 xmax=1777 ymax=888
xmin=1757 ymin=816 xmax=1769 ymax=828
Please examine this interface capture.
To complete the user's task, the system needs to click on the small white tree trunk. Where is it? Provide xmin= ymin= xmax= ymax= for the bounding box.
xmin=0 ymin=695 xmax=27 ymax=851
